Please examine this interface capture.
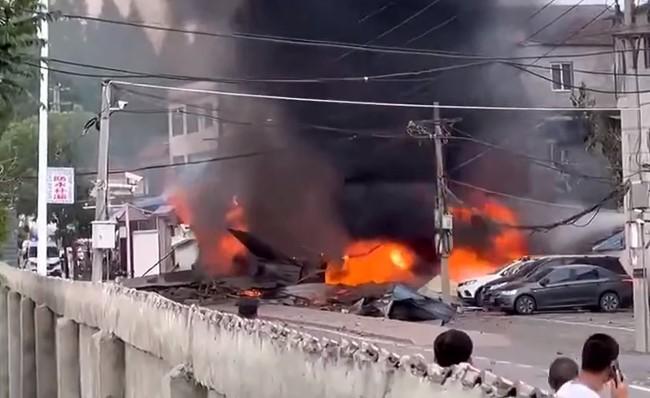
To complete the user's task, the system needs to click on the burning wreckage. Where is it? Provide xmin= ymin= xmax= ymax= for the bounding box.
xmin=126 ymin=228 xmax=458 ymax=324
xmin=123 ymin=185 xmax=528 ymax=324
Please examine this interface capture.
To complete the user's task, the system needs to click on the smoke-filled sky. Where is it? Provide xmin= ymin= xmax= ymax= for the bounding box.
xmin=49 ymin=0 xmax=621 ymax=259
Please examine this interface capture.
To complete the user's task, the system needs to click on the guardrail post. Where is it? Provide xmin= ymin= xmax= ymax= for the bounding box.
xmin=56 ymin=318 xmax=80 ymax=398
xmin=34 ymin=305 xmax=56 ymax=398
xmin=163 ymin=365 xmax=207 ymax=398
xmin=7 ymin=292 xmax=20 ymax=398
xmin=0 ymin=288 xmax=8 ymax=398
xmin=92 ymin=331 xmax=125 ymax=398
xmin=20 ymin=297 xmax=36 ymax=398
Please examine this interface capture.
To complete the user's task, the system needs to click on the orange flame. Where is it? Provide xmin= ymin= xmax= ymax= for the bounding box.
xmin=325 ymin=240 xmax=417 ymax=286
xmin=169 ymin=191 xmax=248 ymax=276
xmin=449 ymin=200 xmax=527 ymax=282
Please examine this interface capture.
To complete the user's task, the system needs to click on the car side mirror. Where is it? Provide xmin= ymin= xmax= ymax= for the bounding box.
xmin=539 ymin=278 xmax=549 ymax=286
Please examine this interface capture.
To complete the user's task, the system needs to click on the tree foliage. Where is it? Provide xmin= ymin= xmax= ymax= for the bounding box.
xmin=0 ymin=0 xmax=43 ymax=126
xmin=0 ymin=0 xmax=43 ymax=243
xmin=570 ymin=83 xmax=623 ymax=188
xmin=0 ymin=111 xmax=96 ymax=245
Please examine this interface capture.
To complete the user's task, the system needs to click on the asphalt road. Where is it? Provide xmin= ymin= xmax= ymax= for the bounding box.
xmin=450 ymin=310 xmax=650 ymax=396
xmin=210 ymin=303 xmax=650 ymax=397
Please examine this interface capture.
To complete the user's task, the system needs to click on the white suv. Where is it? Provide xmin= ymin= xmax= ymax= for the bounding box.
xmin=457 ymin=258 xmax=529 ymax=306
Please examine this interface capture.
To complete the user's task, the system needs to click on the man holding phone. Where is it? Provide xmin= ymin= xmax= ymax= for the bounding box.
xmin=556 ymin=334 xmax=628 ymax=398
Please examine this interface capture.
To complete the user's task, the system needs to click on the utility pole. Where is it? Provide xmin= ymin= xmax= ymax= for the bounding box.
xmin=618 ymin=0 xmax=650 ymax=353
xmin=433 ymin=102 xmax=452 ymax=297
xmin=36 ymin=0 xmax=49 ymax=276
xmin=91 ymin=81 xmax=112 ymax=282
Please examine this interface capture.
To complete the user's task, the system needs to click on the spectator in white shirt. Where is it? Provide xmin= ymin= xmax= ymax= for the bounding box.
xmin=556 ymin=334 xmax=627 ymax=398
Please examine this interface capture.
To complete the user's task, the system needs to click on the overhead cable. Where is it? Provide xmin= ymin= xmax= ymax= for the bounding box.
xmin=52 ymin=11 xmax=626 ymax=61
xmin=111 ymin=80 xmax=627 ymax=112
xmin=527 ymin=0 xmax=559 ymax=21
xmin=524 ymin=0 xmax=586 ymax=42
xmin=335 ymin=0 xmax=442 ymax=62
xmin=447 ymin=179 xmax=585 ymax=210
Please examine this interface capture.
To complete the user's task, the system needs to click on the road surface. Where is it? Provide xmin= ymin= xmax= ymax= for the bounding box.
xmin=210 ymin=303 xmax=650 ymax=397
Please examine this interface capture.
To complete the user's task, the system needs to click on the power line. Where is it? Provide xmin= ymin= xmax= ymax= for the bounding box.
xmin=524 ymin=0 xmax=586 ymax=42
xmin=507 ymin=62 xmax=650 ymax=95
xmin=446 ymin=127 xmax=616 ymax=181
xmin=35 ymin=55 xmax=650 ymax=97
xmin=335 ymin=0 xmax=442 ymax=62
xmin=447 ymin=178 xmax=585 ymax=209
xmin=37 ymin=56 xmax=490 ymax=84
xmin=527 ymin=0 xmax=559 ymax=21
xmin=358 ymin=2 xmax=395 ymax=24
xmin=52 ymin=11 xmax=626 ymax=62
xmin=110 ymin=79 xmax=627 ymax=112
xmin=528 ymin=2 xmax=613 ymax=65
xmin=404 ymin=14 xmax=457 ymax=45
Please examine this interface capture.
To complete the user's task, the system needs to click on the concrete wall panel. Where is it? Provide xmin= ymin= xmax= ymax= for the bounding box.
xmin=0 ymin=264 xmax=550 ymax=398
xmin=79 ymin=325 xmax=98 ymax=398
xmin=124 ymin=344 xmax=171 ymax=398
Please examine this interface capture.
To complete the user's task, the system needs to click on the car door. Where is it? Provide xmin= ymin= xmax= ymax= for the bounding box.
xmin=532 ymin=267 xmax=577 ymax=308
xmin=562 ymin=266 xmax=600 ymax=307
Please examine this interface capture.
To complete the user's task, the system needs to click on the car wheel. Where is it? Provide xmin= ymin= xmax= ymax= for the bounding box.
xmin=475 ymin=288 xmax=485 ymax=307
xmin=599 ymin=292 xmax=620 ymax=313
xmin=514 ymin=295 xmax=536 ymax=315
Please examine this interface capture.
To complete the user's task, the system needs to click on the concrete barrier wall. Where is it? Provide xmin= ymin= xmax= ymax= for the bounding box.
xmin=0 ymin=264 xmax=551 ymax=398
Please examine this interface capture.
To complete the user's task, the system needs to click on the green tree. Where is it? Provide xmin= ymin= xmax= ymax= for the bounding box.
xmin=0 ymin=0 xmax=43 ymax=128
xmin=570 ymin=83 xmax=623 ymax=188
xmin=0 ymin=0 xmax=43 ymax=244
xmin=0 ymin=111 xmax=96 ymax=245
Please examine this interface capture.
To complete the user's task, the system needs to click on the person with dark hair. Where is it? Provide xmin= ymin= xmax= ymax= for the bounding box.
xmin=433 ymin=329 xmax=473 ymax=367
xmin=548 ymin=357 xmax=579 ymax=392
xmin=557 ymin=334 xmax=628 ymax=398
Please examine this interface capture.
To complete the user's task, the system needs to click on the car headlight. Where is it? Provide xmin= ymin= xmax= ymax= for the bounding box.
xmin=499 ymin=290 xmax=518 ymax=296
xmin=459 ymin=279 xmax=476 ymax=287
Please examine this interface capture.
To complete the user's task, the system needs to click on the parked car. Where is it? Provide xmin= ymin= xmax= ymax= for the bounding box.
xmin=488 ymin=264 xmax=633 ymax=315
xmin=457 ymin=257 xmax=531 ymax=305
xmin=480 ymin=255 xmax=626 ymax=306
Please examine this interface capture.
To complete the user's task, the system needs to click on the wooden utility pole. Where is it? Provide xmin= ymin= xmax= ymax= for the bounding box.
xmin=433 ymin=102 xmax=452 ymax=296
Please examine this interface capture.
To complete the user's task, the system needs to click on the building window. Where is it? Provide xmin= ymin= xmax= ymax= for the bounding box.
xmin=170 ymin=107 xmax=185 ymax=136
xmin=550 ymin=63 xmax=573 ymax=91
xmin=186 ymin=111 xmax=199 ymax=134
xmin=203 ymin=102 xmax=215 ymax=128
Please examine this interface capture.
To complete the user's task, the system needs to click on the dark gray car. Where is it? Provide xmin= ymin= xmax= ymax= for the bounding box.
xmin=489 ymin=264 xmax=633 ymax=315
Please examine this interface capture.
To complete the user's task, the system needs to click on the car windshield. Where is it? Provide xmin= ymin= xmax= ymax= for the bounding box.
xmin=524 ymin=267 xmax=553 ymax=282
xmin=513 ymin=259 xmax=545 ymax=277
xmin=495 ymin=260 xmax=522 ymax=276
xmin=28 ymin=247 xmax=59 ymax=258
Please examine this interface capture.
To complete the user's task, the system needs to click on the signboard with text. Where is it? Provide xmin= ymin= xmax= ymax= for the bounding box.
xmin=47 ymin=167 xmax=75 ymax=204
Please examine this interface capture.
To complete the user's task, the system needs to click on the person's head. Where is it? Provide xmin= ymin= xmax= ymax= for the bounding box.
xmin=548 ymin=357 xmax=579 ymax=391
xmin=581 ymin=333 xmax=619 ymax=382
xmin=433 ymin=329 xmax=473 ymax=367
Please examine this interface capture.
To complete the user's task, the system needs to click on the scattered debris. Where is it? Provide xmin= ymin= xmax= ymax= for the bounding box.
xmin=123 ymin=230 xmax=457 ymax=324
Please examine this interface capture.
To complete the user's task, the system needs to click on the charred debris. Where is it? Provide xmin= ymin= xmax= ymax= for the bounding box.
xmin=122 ymin=229 xmax=457 ymax=324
